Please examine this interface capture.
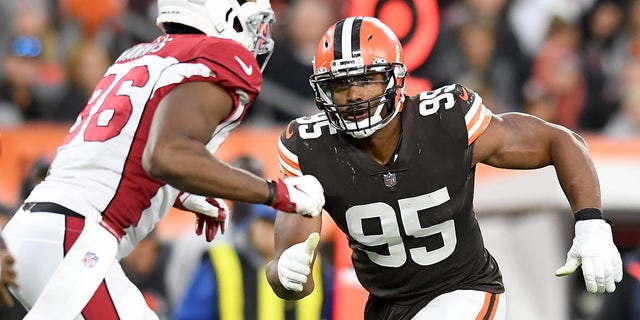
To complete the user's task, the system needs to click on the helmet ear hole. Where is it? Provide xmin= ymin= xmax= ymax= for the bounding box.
xmin=233 ymin=17 xmax=243 ymax=32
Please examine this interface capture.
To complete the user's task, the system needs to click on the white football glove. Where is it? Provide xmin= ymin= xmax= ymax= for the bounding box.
xmin=277 ymin=233 xmax=320 ymax=292
xmin=555 ymin=219 xmax=623 ymax=293
xmin=175 ymin=192 xmax=230 ymax=242
xmin=270 ymin=175 xmax=325 ymax=217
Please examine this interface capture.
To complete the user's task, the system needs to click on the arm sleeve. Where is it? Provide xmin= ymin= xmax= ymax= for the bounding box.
xmin=456 ymin=84 xmax=492 ymax=145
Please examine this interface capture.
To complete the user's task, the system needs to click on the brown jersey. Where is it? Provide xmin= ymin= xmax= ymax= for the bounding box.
xmin=277 ymin=84 xmax=504 ymax=305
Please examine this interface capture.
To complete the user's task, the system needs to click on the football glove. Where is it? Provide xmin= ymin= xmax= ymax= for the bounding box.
xmin=555 ymin=219 xmax=623 ymax=293
xmin=175 ymin=192 xmax=229 ymax=242
xmin=270 ymin=175 xmax=324 ymax=217
xmin=277 ymin=232 xmax=320 ymax=292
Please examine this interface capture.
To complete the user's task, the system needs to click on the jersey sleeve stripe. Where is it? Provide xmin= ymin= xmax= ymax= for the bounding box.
xmin=277 ymin=139 xmax=302 ymax=176
xmin=463 ymin=92 xmax=483 ymax=126
xmin=278 ymin=152 xmax=302 ymax=177
xmin=467 ymin=106 xmax=492 ymax=145
xmin=279 ymin=164 xmax=300 ymax=177
xmin=474 ymin=293 xmax=500 ymax=320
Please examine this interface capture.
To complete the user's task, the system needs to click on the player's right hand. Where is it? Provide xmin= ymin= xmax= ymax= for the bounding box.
xmin=277 ymin=233 xmax=320 ymax=292
xmin=175 ymin=192 xmax=229 ymax=242
xmin=270 ymin=175 xmax=324 ymax=217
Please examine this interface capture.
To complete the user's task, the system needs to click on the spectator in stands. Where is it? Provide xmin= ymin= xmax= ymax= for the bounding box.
xmin=522 ymin=17 xmax=586 ymax=130
xmin=626 ymin=0 xmax=640 ymax=59
xmin=227 ymin=156 xmax=267 ymax=229
xmin=4 ymin=0 xmax=67 ymax=121
xmin=578 ymin=0 xmax=626 ymax=132
xmin=59 ymin=0 xmax=123 ymax=38
xmin=107 ymin=0 xmax=161 ymax=59
xmin=603 ymin=87 xmax=640 ymax=138
xmin=121 ymin=230 xmax=172 ymax=319
xmin=164 ymin=155 xmax=269 ymax=310
xmin=602 ymin=58 xmax=640 ymax=137
xmin=173 ymin=204 xmax=333 ymax=320
xmin=247 ymin=0 xmax=337 ymax=125
xmin=0 ymin=35 xmax=47 ymax=124
xmin=50 ymin=39 xmax=111 ymax=123
xmin=417 ymin=0 xmax=530 ymax=113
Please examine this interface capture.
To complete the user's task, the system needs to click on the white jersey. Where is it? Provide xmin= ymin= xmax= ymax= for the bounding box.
xmin=26 ymin=34 xmax=262 ymax=257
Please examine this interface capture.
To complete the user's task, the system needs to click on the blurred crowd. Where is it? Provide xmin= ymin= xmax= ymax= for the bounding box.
xmin=1 ymin=0 xmax=640 ymax=319
xmin=1 ymin=0 xmax=638 ymax=137
xmin=421 ymin=0 xmax=640 ymax=137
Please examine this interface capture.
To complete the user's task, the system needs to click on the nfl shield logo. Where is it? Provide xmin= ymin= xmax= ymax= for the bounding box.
xmin=82 ymin=252 xmax=99 ymax=268
xmin=383 ymin=172 xmax=397 ymax=187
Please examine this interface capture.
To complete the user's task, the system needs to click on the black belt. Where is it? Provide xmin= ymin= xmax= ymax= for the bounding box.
xmin=23 ymin=202 xmax=85 ymax=219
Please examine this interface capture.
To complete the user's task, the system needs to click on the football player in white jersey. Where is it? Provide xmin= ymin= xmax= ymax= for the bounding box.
xmin=265 ymin=17 xmax=622 ymax=319
xmin=1 ymin=1 xmax=324 ymax=319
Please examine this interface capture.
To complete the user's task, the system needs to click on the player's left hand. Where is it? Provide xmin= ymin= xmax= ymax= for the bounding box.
xmin=278 ymin=233 xmax=320 ymax=292
xmin=175 ymin=192 xmax=229 ymax=242
xmin=555 ymin=219 xmax=623 ymax=293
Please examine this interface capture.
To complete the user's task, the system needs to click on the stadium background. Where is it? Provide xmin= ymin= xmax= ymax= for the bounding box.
xmin=1 ymin=0 xmax=640 ymax=319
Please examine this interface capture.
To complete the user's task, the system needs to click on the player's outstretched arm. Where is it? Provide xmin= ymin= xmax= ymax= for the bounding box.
xmin=143 ymin=81 xmax=266 ymax=201
xmin=142 ymin=82 xmax=324 ymax=217
xmin=473 ymin=112 xmax=601 ymax=211
xmin=266 ymin=210 xmax=322 ymax=300
xmin=473 ymin=112 xmax=622 ymax=293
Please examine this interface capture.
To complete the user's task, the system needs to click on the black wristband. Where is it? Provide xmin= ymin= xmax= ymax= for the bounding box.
xmin=574 ymin=208 xmax=613 ymax=225
xmin=265 ymin=180 xmax=276 ymax=205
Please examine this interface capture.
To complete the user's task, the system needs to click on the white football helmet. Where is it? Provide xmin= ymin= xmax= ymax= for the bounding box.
xmin=157 ymin=0 xmax=275 ymax=69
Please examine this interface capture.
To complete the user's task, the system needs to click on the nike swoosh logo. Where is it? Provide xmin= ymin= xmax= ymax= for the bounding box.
xmin=293 ymin=184 xmax=308 ymax=196
xmin=234 ymin=56 xmax=253 ymax=75
xmin=285 ymin=123 xmax=294 ymax=139
xmin=459 ymin=87 xmax=469 ymax=101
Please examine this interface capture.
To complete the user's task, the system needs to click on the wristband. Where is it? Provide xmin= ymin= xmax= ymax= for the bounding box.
xmin=265 ymin=180 xmax=276 ymax=205
xmin=574 ymin=208 xmax=613 ymax=225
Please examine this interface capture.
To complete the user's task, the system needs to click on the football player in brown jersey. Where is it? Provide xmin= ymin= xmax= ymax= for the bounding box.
xmin=266 ymin=16 xmax=622 ymax=320
xmin=2 ymin=1 xmax=325 ymax=319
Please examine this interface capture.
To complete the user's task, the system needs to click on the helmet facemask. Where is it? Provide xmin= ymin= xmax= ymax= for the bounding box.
xmin=233 ymin=3 xmax=275 ymax=70
xmin=310 ymin=61 xmax=406 ymax=139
